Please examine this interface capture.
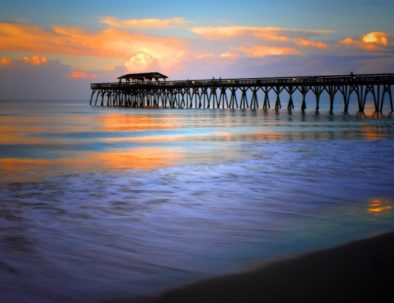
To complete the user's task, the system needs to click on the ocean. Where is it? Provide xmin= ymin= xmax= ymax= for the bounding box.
xmin=0 ymin=99 xmax=394 ymax=302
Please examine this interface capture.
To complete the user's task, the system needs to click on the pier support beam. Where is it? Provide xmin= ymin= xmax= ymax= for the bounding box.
xmin=250 ymin=87 xmax=259 ymax=110
xmin=356 ymin=85 xmax=367 ymax=113
xmin=299 ymin=86 xmax=308 ymax=113
xmin=219 ymin=88 xmax=228 ymax=109
xmin=262 ymin=87 xmax=270 ymax=110
xmin=229 ymin=88 xmax=238 ymax=109
xmin=327 ymin=86 xmax=339 ymax=114
xmin=312 ymin=86 xmax=323 ymax=113
xmin=339 ymin=85 xmax=351 ymax=114
xmin=89 ymin=90 xmax=96 ymax=106
xmin=240 ymin=88 xmax=249 ymax=109
xmin=286 ymin=86 xmax=295 ymax=111
xmin=274 ymin=86 xmax=283 ymax=110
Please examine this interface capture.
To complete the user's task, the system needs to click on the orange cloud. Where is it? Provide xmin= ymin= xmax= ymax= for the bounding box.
xmin=0 ymin=22 xmax=187 ymax=73
xmin=191 ymin=25 xmax=331 ymax=51
xmin=100 ymin=17 xmax=187 ymax=29
xmin=239 ymin=45 xmax=300 ymax=57
xmin=362 ymin=32 xmax=389 ymax=45
xmin=68 ymin=71 xmax=97 ymax=79
xmin=294 ymin=38 xmax=328 ymax=49
xmin=191 ymin=26 xmax=332 ymax=40
xmin=341 ymin=31 xmax=390 ymax=50
xmin=23 ymin=55 xmax=48 ymax=65
xmin=0 ymin=56 xmax=11 ymax=65
xmin=219 ymin=51 xmax=238 ymax=60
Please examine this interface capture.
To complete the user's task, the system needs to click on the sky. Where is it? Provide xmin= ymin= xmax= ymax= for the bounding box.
xmin=0 ymin=0 xmax=393 ymax=100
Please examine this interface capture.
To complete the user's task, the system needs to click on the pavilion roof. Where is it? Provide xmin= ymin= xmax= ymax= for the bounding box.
xmin=117 ymin=72 xmax=168 ymax=81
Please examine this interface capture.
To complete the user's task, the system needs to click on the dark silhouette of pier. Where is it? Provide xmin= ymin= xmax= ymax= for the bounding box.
xmin=90 ymin=73 xmax=394 ymax=113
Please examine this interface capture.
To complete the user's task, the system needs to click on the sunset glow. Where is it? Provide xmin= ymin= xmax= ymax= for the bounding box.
xmin=0 ymin=0 xmax=393 ymax=99
xmin=0 ymin=56 xmax=11 ymax=65
xmin=68 ymin=71 xmax=97 ymax=79
xmin=23 ymin=55 xmax=48 ymax=65
xmin=367 ymin=199 xmax=393 ymax=215
xmin=341 ymin=31 xmax=391 ymax=50
xmin=362 ymin=32 xmax=389 ymax=45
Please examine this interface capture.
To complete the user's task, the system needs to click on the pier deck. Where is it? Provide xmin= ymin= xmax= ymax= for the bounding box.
xmin=90 ymin=73 xmax=394 ymax=113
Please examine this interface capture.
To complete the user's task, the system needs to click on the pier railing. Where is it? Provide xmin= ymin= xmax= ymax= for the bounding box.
xmin=90 ymin=73 xmax=394 ymax=113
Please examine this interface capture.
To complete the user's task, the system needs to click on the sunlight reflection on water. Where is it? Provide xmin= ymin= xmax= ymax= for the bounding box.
xmin=1 ymin=104 xmax=393 ymax=183
xmin=367 ymin=198 xmax=393 ymax=215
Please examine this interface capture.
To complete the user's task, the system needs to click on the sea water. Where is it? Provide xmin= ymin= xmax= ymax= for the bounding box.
xmin=0 ymin=99 xmax=394 ymax=302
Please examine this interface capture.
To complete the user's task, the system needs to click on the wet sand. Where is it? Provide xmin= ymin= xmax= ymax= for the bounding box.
xmin=152 ymin=232 xmax=394 ymax=303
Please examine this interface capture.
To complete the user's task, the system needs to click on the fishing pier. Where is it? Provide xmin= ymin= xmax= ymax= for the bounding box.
xmin=90 ymin=72 xmax=394 ymax=113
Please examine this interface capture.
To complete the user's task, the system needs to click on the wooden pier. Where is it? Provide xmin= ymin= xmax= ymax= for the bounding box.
xmin=90 ymin=72 xmax=394 ymax=113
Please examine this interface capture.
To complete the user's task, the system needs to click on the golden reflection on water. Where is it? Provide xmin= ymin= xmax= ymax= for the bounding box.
xmin=102 ymin=134 xmax=192 ymax=143
xmin=0 ymin=147 xmax=185 ymax=183
xmin=2 ymin=110 xmax=394 ymax=183
xmin=99 ymin=113 xmax=179 ymax=131
xmin=0 ymin=112 xmax=180 ymax=145
xmin=92 ymin=147 xmax=184 ymax=170
xmin=0 ymin=116 xmax=95 ymax=144
xmin=362 ymin=125 xmax=383 ymax=140
xmin=363 ymin=102 xmax=377 ymax=116
xmin=367 ymin=198 xmax=393 ymax=215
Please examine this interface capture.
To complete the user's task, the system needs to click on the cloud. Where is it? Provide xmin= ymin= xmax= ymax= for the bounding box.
xmin=0 ymin=56 xmax=125 ymax=100
xmin=191 ymin=25 xmax=332 ymax=44
xmin=239 ymin=46 xmax=300 ymax=57
xmin=219 ymin=51 xmax=238 ymax=60
xmin=100 ymin=17 xmax=187 ymax=29
xmin=1 ymin=55 xmax=49 ymax=66
xmin=124 ymin=53 xmax=156 ymax=72
xmin=196 ymin=53 xmax=214 ymax=60
xmin=1 ymin=18 xmax=393 ymax=101
xmin=0 ymin=22 xmax=187 ymax=74
xmin=0 ymin=56 xmax=11 ymax=65
xmin=341 ymin=31 xmax=390 ymax=50
xmin=190 ymin=25 xmax=331 ymax=59
xmin=362 ymin=32 xmax=389 ymax=46
xmin=23 ymin=55 xmax=48 ymax=65
xmin=191 ymin=26 xmax=253 ymax=39
xmin=68 ymin=71 xmax=97 ymax=79
xmin=294 ymin=38 xmax=328 ymax=49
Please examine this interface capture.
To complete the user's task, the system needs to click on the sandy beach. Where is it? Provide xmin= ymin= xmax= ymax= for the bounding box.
xmin=152 ymin=232 xmax=394 ymax=303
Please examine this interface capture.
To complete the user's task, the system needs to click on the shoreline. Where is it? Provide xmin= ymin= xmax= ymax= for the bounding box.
xmin=149 ymin=232 xmax=394 ymax=303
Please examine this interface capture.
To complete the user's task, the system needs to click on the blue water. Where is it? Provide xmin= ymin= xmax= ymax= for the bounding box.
xmin=0 ymin=100 xmax=394 ymax=302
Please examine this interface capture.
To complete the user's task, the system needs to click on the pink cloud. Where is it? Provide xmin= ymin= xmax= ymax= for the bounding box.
xmin=196 ymin=53 xmax=214 ymax=60
xmin=239 ymin=46 xmax=300 ymax=57
xmin=219 ymin=51 xmax=239 ymax=60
